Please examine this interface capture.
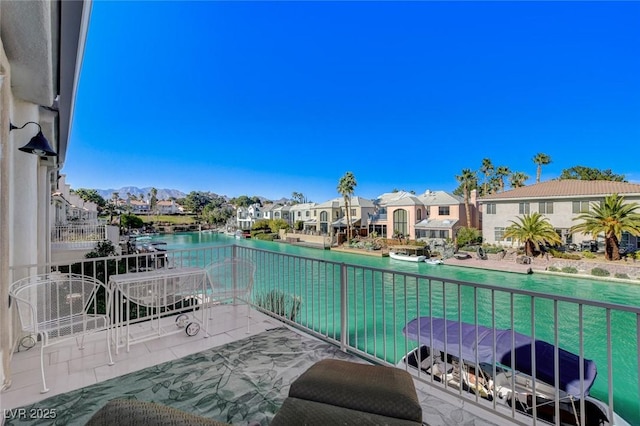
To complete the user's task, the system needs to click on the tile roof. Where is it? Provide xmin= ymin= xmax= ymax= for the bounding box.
xmin=478 ymin=180 xmax=640 ymax=201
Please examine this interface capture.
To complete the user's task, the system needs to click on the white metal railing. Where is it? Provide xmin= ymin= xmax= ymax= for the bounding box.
xmin=51 ymin=224 xmax=109 ymax=248
xmin=9 ymin=244 xmax=640 ymax=426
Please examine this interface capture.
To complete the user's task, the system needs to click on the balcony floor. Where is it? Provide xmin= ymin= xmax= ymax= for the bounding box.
xmin=2 ymin=304 xmax=496 ymax=425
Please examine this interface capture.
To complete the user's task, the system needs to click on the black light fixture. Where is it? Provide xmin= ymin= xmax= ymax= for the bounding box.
xmin=10 ymin=121 xmax=57 ymax=157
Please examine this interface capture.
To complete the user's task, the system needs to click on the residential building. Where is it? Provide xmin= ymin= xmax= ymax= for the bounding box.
xmin=311 ymin=197 xmax=375 ymax=236
xmin=1 ymin=0 xmax=90 ymax=387
xmin=272 ymin=204 xmax=291 ymax=224
xmin=478 ymin=180 xmax=640 ymax=248
xmin=289 ymin=202 xmax=317 ymax=229
xmin=156 ymin=199 xmax=181 ymax=215
xmin=370 ymin=190 xmax=479 ymax=242
xmin=236 ymin=203 xmax=263 ymax=230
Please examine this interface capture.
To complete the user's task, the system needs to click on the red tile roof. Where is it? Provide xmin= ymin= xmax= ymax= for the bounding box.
xmin=478 ymin=180 xmax=640 ymax=201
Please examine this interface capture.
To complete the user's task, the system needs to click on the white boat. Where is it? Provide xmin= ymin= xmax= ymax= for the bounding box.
xmin=398 ymin=316 xmax=630 ymax=426
xmin=425 ymin=258 xmax=444 ymax=265
xmin=389 ymin=251 xmax=427 ymax=262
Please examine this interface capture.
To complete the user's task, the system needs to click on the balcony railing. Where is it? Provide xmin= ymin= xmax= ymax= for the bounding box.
xmin=9 ymin=244 xmax=640 ymax=426
xmin=51 ymin=223 xmax=109 ymax=249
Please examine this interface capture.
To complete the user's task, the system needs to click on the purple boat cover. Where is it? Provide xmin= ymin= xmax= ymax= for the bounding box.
xmin=403 ymin=317 xmax=597 ymax=398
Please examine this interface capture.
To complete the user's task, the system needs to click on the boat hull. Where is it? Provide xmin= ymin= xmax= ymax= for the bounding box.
xmin=389 ymin=252 xmax=426 ymax=262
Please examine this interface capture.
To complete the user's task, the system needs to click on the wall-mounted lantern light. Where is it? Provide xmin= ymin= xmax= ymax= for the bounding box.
xmin=10 ymin=121 xmax=57 ymax=157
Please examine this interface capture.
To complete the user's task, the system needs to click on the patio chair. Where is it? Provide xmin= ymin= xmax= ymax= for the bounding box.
xmin=9 ymin=272 xmax=114 ymax=393
xmin=204 ymin=258 xmax=256 ymax=333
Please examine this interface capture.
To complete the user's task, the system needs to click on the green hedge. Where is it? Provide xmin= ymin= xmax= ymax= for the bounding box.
xmin=591 ymin=267 xmax=610 ymax=277
xmin=561 ymin=266 xmax=578 ymax=274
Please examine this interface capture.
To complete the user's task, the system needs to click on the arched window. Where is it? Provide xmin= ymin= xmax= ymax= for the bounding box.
xmin=393 ymin=209 xmax=408 ymax=236
xmin=320 ymin=211 xmax=328 ymax=222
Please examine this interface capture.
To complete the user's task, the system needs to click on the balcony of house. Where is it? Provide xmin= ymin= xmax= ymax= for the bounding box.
xmin=4 ymin=245 xmax=638 ymax=426
xmin=51 ymin=222 xmax=120 ymax=262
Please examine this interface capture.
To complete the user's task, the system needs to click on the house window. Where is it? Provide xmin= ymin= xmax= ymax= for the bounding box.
xmin=417 ymin=209 xmax=422 ymax=221
xmin=351 ymin=208 xmax=356 ymax=216
xmin=306 ymin=211 xmax=310 ymax=217
xmin=486 ymin=203 xmax=496 ymax=214
xmin=297 ymin=211 xmax=301 ymax=217
xmin=275 ymin=212 xmax=280 ymax=218
xmin=519 ymin=202 xmax=530 ymax=214
xmin=335 ymin=211 xmax=339 ymax=218
xmin=320 ymin=211 xmax=328 ymax=221
xmin=393 ymin=209 xmax=408 ymax=237
xmin=494 ymin=227 xmax=512 ymax=242
xmin=572 ymin=201 xmax=590 ymax=213
xmin=438 ymin=206 xmax=450 ymax=215
xmin=539 ymin=202 xmax=553 ymax=214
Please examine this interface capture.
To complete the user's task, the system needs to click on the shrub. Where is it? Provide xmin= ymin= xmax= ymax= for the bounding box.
xmin=561 ymin=266 xmax=578 ymax=274
xmin=547 ymin=266 xmax=560 ymax=272
xmin=591 ymin=267 xmax=610 ymax=277
xmin=614 ymin=273 xmax=629 ymax=279
xmin=254 ymin=290 xmax=301 ymax=321
xmin=549 ymin=249 xmax=581 ymax=260
xmin=253 ymin=233 xmax=275 ymax=241
xmin=582 ymin=252 xmax=596 ymax=259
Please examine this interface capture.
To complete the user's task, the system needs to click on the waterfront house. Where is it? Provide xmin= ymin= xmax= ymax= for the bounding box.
xmin=310 ymin=196 xmax=375 ymax=237
xmin=478 ymin=180 xmax=640 ymax=248
xmin=289 ymin=202 xmax=318 ymax=229
xmin=236 ymin=203 xmax=263 ymax=230
xmin=370 ymin=190 xmax=478 ymax=243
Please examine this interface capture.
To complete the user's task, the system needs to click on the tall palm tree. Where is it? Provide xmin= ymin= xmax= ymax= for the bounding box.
xmin=480 ymin=158 xmax=494 ymax=196
xmin=571 ymin=193 xmax=640 ymax=261
xmin=337 ymin=172 xmax=357 ymax=243
xmin=504 ymin=212 xmax=562 ymax=256
xmin=509 ymin=171 xmax=529 ymax=189
xmin=533 ymin=153 xmax=552 ymax=183
xmin=495 ymin=166 xmax=510 ymax=192
xmin=456 ymin=168 xmax=477 ymax=227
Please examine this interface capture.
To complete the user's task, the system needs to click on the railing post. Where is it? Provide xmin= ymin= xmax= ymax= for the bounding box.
xmin=340 ymin=263 xmax=348 ymax=352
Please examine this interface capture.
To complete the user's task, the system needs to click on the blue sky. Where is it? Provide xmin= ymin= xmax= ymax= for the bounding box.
xmin=65 ymin=1 xmax=640 ymax=202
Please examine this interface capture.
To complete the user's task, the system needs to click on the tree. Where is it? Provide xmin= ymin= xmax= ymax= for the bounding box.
xmin=455 ymin=227 xmax=481 ymax=249
xmin=504 ymin=212 xmax=562 ymax=257
xmin=495 ymin=166 xmax=511 ymax=192
xmin=291 ymin=192 xmax=308 ymax=204
xmin=480 ymin=158 xmax=494 ymax=196
xmin=456 ymin=168 xmax=477 ymax=228
xmin=337 ymin=171 xmax=357 ymax=242
xmin=149 ymin=187 xmax=158 ymax=215
xmin=571 ymin=193 xmax=640 ymax=261
xmin=532 ymin=153 xmax=552 ymax=183
xmin=72 ymin=188 xmax=107 ymax=210
xmin=121 ymin=213 xmax=144 ymax=230
xmin=269 ymin=218 xmax=290 ymax=233
xmin=183 ymin=191 xmax=213 ymax=217
xmin=559 ymin=166 xmax=626 ymax=182
xmin=509 ymin=171 xmax=529 ymax=189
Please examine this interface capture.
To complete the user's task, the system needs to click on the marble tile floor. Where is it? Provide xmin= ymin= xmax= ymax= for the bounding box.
xmin=1 ymin=304 xmax=499 ymax=425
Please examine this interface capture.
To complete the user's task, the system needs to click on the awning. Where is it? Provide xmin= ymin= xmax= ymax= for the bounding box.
xmin=415 ymin=219 xmax=458 ymax=229
xmin=332 ymin=218 xmax=361 ymax=228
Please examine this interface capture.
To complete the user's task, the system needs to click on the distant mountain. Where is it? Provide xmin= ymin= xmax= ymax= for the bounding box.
xmin=96 ymin=187 xmax=186 ymax=201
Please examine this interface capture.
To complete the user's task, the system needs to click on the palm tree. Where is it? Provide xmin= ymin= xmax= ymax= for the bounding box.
xmin=571 ymin=193 xmax=640 ymax=261
xmin=456 ymin=168 xmax=477 ymax=227
xmin=495 ymin=166 xmax=510 ymax=192
xmin=337 ymin=172 xmax=357 ymax=243
xmin=504 ymin=212 xmax=562 ymax=256
xmin=509 ymin=171 xmax=529 ymax=189
xmin=533 ymin=153 xmax=552 ymax=183
xmin=480 ymin=158 xmax=494 ymax=196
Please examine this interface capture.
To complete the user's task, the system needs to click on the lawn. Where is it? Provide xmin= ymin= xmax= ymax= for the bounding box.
xmin=138 ymin=214 xmax=198 ymax=225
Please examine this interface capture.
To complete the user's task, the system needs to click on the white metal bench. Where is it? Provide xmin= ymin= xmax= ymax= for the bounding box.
xmin=9 ymin=272 xmax=114 ymax=393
